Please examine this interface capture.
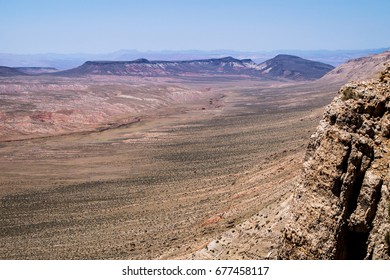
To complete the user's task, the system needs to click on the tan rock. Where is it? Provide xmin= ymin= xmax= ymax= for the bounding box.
xmin=279 ymin=65 xmax=390 ymax=259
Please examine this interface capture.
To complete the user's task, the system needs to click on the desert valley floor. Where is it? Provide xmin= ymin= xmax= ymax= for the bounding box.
xmin=0 ymin=75 xmax=341 ymax=259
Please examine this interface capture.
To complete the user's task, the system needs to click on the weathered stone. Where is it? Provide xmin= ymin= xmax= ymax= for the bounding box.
xmin=381 ymin=113 xmax=390 ymax=137
xmin=348 ymin=170 xmax=383 ymax=232
xmin=278 ymin=65 xmax=390 ymax=260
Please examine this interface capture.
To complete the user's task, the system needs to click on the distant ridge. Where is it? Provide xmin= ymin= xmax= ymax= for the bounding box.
xmin=56 ymin=56 xmax=267 ymax=78
xmin=54 ymin=55 xmax=334 ymax=80
xmin=257 ymin=54 xmax=335 ymax=80
xmin=0 ymin=66 xmax=26 ymax=76
xmin=15 ymin=67 xmax=58 ymax=75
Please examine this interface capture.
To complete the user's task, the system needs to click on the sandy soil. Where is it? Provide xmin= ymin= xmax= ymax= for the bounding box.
xmin=0 ymin=76 xmax=338 ymax=259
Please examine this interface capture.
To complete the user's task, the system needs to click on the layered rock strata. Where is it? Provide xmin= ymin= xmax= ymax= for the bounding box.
xmin=279 ymin=66 xmax=390 ymax=259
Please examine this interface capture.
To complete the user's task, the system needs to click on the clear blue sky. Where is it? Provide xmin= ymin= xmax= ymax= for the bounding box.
xmin=1 ymin=0 xmax=389 ymax=54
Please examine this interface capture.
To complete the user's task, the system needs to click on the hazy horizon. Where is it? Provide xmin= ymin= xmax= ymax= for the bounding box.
xmin=1 ymin=47 xmax=388 ymax=70
xmin=1 ymin=0 xmax=390 ymax=54
xmin=1 ymin=47 xmax=389 ymax=56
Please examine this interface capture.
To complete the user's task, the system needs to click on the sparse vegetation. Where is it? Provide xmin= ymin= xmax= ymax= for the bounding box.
xmin=340 ymin=86 xmax=363 ymax=101
xmin=0 ymin=76 xmax=332 ymax=259
xmin=340 ymin=87 xmax=355 ymax=100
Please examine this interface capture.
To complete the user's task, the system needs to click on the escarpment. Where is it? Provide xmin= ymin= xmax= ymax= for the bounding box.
xmin=279 ymin=65 xmax=390 ymax=259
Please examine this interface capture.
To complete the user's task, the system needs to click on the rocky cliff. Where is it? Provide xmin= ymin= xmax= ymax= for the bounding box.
xmin=279 ymin=65 xmax=390 ymax=259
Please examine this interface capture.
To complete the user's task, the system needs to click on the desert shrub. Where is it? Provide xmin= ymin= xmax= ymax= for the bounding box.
xmin=340 ymin=86 xmax=364 ymax=101
xmin=340 ymin=87 xmax=355 ymax=101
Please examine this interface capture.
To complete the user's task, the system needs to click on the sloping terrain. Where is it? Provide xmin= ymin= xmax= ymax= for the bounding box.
xmin=0 ymin=76 xmax=209 ymax=141
xmin=0 ymin=76 xmax=336 ymax=259
xmin=320 ymin=50 xmax=390 ymax=84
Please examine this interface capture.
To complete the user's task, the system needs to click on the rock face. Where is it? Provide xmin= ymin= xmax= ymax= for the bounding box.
xmin=279 ymin=65 xmax=390 ymax=259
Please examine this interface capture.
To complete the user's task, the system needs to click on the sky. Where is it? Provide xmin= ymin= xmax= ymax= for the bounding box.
xmin=1 ymin=0 xmax=390 ymax=54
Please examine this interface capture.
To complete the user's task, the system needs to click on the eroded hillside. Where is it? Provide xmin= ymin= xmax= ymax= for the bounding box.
xmin=320 ymin=50 xmax=390 ymax=84
xmin=0 ymin=76 xmax=210 ymax=141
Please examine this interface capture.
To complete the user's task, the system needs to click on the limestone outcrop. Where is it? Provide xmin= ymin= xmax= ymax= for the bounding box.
xmin=279 ymin=65 xmax=390 ymax=259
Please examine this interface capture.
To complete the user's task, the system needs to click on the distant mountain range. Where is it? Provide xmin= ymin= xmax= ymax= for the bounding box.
xmin=0 ymin=48 xmax=388 ymax=70
xmin=4 ymin=50 xmax=390 ymax=82
xmin=50 ymin=55 xmax=335 ymax=81
xmin=0 ymin=66 xmax=27 ymax=76
xmin=0 ymin=66 xmax=58 ymax=76
xmin=57 ymin=57 xmax=260 ymax=77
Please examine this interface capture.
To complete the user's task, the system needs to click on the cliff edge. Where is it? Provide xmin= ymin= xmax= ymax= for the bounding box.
xmin=279 ymin=65 xmax=390 ymax=259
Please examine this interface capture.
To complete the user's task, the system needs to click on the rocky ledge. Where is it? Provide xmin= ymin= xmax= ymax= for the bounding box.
xmin=278 ymin=65 xmax=390 ymax=259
